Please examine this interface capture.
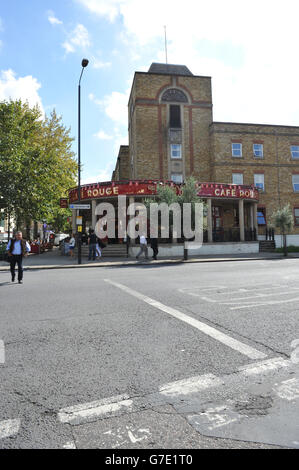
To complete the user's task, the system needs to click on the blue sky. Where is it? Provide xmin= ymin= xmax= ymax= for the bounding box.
xmin=1 ymin=0 xmax=299 ymax=184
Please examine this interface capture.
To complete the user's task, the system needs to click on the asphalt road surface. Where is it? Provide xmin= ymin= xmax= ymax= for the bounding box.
xmin=0 ymin=258 xmax=299 ymax=449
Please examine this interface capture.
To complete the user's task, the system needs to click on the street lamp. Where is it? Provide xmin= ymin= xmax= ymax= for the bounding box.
xmin=77 ymin=58 xmax=89 ymax=264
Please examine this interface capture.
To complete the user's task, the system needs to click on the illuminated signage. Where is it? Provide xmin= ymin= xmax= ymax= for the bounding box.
xmin=69 ymin=181 xmax=259 ymax=202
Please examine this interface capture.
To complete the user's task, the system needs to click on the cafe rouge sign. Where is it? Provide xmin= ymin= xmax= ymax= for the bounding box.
xmin=69 ymin=182 xmax=259 ymax=203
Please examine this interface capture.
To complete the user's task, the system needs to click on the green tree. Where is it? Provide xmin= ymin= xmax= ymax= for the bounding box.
xmin=271 ymin=204 xmax=294 ymax=257
xmin=144 ymin=177 xmax=205 ymax=242
xmin=0 ymin=100 xmax=77 ymax=236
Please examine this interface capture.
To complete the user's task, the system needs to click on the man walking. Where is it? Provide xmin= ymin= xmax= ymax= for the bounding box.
xmin=6 ymin=231 xmax=31 ymax=284
xmin=88 ymin=229 xmax=97 ymax=261
xmin=150 ymin=236 xmax=159 ymax=260
xmin=136 ymin=234 xmax=148 ymax=260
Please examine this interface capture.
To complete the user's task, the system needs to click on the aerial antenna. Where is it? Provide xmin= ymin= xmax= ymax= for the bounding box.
xmin=164 ymin=25 xmax=168 ymax=65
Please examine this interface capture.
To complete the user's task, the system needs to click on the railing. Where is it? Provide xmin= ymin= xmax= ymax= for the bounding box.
xmin=202 ymin=228 xmax=257 ymax=243
xmin=265 ymin=227 xmax=275 ymax=241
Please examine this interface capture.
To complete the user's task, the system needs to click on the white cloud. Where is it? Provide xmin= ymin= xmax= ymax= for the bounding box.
xmin=0 ymin=69 xmax=44 ymax=115
xmin=62 ymin=24 xmax=91 ymax=54
xmin=93 ymin=129 xmax=113 ymax=140
xmin=47 ymin=10 xmax=63 ymax=25
xmin=76 ymin=0 xmax=125 ymax=22
xmin=91 ymin=58 xmax=111 ymax=69
xmin=89 ymin=89 xmax=129 ymax=127
xmin=76 ymin=0 xmax=299 ymax=125
xmin=82 ymin=161 xmax=116 ymax=183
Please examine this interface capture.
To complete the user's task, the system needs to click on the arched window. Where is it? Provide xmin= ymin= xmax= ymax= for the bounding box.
xmin=161 ymin=88 xmax=188 ymax=103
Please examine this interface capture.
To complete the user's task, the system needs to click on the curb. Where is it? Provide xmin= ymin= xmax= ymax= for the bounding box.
xmin=0 ymin=255 xmax=286 ymax=271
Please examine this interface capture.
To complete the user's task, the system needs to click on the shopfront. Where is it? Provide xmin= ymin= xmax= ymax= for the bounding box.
xmin=68 ymin=180 xmax=259 ymax=254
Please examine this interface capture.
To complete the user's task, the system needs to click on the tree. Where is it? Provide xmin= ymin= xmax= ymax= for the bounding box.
xmin=271 ymin=204 xmax=294 ymax=257
xmin=0 ymin=100 xmax=77 ymax=236
xmin=144 ymin=177 xmax=205 ymax=243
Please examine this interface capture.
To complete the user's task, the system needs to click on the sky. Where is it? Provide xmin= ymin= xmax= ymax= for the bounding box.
xmin=1 ymin=0 xmax=299 ymax=184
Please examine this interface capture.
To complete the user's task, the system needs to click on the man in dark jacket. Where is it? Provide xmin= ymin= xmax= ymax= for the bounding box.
xmin=88 ymin=229 xmax=97 ymax=260
xmin=6 ymin=231 xmax=31 ymax=284
xmin=150 ymin=237 xmax=159 ymax=260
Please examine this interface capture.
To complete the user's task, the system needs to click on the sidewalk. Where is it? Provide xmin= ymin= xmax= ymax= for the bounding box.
xmin=0 ymin=246 xmax=298 ymax=271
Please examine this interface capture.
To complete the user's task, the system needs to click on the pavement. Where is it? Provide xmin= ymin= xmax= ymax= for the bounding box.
xmin=0 ymin=246 xmax=298 ymax=271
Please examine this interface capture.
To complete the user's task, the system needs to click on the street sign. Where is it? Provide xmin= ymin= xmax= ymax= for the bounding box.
xmin=69 ymin=204 xmax=91 ymax=210
xmin=76 ymin=216 xmax=83 ymax=225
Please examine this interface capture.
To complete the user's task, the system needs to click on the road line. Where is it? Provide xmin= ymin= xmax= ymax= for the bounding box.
xmin=273 ymin=378 xmax=299 ymax=401
xmin=238 ymin=357 xmax=291 ymax=376
xmin=0 ymin=419 xmax=20 ymax=439
xmin=62 ymin=441 xmax=76 ymax=449
xmin=159 ymin=374 xmax=223 ymax=397
xmin=230 ymin=296 xmax=299 ymax=310
xmin=58 ymin=394 xmax=133 ymax=425
xmin=104 ymin=279 xmax=267 ymax=360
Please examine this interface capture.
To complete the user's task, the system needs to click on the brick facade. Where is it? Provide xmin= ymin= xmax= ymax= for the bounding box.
xmin=112 ymin=63 xmax=299 ymax=236
xmin=112 ymin=145 xmax=130 ymax=181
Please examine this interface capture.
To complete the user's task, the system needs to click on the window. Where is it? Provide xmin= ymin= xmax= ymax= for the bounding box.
xmin=233 ymin=208 xmax=239 ymax=227
xmin=294 ymin=208 xmax=299 ymax=226
xmin=292 ymin=174 xmax=299 ymax=192
xmin=232 ymin=143 xmax=242 ymax=157
xmin=254 ymin=173 xmax=265 ymax=191
xmin=253 ymin=144 xmax=263 ymax=158
xmin=257 ymin=208 xmax=266 ymax=225
xmin=232 ymin=173 xmax=243 ymax=185
xmin=169 ymin=105 xmax=181 ymax=128
xmin=171 ymin=173 xmax=183 ymax=183
xmin=170 ymin=144 xmax=182 ymax=159
xmin=291 ymin=145 xmax=299 ymax=159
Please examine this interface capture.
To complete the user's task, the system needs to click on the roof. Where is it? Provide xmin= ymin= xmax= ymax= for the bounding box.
xmin=148 ymin=63 xmax=193 ymax=76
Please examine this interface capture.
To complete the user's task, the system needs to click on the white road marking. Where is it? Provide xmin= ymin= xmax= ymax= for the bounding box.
xmin=202 ymin=288 xmax=299 ymax=304
xmin=193 ymin=405 xmax=242 ymax=430
xmin=230 ymin=296 xmax=299 ymax=310
xmin=179 ymin=284 xmax=282 ymax=298
xmin=104 ymin=279 xmax=267 ymax=360
xmin=62 ymin=441 xmax=76 ymax=449
xmin=0 ymin=419 xmax=20 ymax=439
xmin=58 ymin=394 xmax=133 ymax=424
xmin=180 ymin=284 xmax=299 ymax=311
xmin=159 ymin=374 xmax=223 ymax=397
xmin=127 ymin=427 xmax=150 ymax=444
xmin=238 ymin=357 xmax=291 ymax=376
xmin=273 ymin=378 xmax=299 ymax=401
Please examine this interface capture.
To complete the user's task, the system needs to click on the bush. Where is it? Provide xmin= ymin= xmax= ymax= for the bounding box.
xmin=275 ymin=245 xmax=299 ymax=253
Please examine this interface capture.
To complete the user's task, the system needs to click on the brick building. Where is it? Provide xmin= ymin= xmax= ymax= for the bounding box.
xmin=111 ymin=63 xmax=299 ymax=246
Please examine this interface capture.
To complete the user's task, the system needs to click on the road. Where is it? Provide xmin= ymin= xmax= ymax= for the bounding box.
xmin=0 ymin=258 xmax=299 ymax=449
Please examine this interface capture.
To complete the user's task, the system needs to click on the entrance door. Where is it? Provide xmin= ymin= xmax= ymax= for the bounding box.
xmin=212 ymin=206 xmax=223 ymax=241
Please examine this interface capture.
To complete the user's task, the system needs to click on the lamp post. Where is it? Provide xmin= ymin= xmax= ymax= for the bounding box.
xmin=77 ymin=58 xmax=89 ymax=264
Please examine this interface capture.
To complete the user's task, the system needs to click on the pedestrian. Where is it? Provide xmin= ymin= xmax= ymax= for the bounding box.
xmin=6 ymin=231 xmax=31 ymax=284
xmin=42 ymin=222 xmax=47 ymax=241
xmin=88 ymin=229 xmax=97 ymax=260
xmin=150 ymin=236 xmax=159 ymax=260
xmin=69 ymin=233 xmax=76 ymax=258
xmin=81 ymin=231 xmax=88 ymax=245
xmin=136 ymin=234 xmax=148 ymax=260
xmin=95 ymin=239 xmax=102 ymax=259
